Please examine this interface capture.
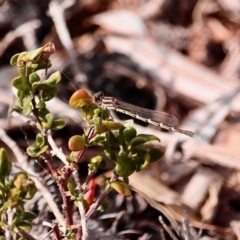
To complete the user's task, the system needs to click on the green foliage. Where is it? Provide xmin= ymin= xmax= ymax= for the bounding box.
xmin=89 ymin=155 xmax=106 ymax=172
xmin=0 ymin=148 xmax=12 ymax=181
xmin=110 ymin=180 xmax=131 ymax=197
xmin=69 ymin=89 xmax=164 ymax=184
xmin=0 ymin=149 xmax=37 ymax=236
xmin=10 ymin=43 xmax=54 ymax=77
xmin=11 ymin=43 xmax=65 ymax=132
xmin=9 ymin=43 xmax=165 ymax=238
xmin=27 ymin=133 xmax=48 ymax=157
xmin=88 ymin=125 xmax=163 ymax=179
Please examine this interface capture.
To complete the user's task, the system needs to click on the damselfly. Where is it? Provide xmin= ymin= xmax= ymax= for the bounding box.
xmin=92 ymin=92 xmax=194 ymax=137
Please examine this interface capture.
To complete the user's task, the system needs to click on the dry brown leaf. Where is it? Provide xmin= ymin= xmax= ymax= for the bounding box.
xmin=90 ymin=10 xmax=147 ymax=36
xmin=214 ymin=123 xmax=240 ymax=156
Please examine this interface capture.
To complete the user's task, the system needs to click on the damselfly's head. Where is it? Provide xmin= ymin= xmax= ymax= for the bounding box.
xmin=92 ymin=91 xmax=105 ymax=104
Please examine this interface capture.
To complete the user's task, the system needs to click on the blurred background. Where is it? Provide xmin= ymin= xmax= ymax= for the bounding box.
xmin=1 ymin=0 xmax=240 ymax=239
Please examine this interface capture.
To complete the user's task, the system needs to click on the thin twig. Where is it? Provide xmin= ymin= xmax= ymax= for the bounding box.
xmin=0 ymin=20 xmax=41 ymax=57
xmin=57 ymin=167 xmax=74 ymax=227
xmin=160 ymin=228 xmax=166 ymax=240
xmin=48 ymin=0 xmax=87 ymax=86
xmin=16 ymin=227 xmax=37 ymax=240
xmin=6 ymin=208 xmax=15 ymax=240
xmin=40 ymin=225 xmax=54 ymax=240
xmin=11 ymin=111 xmax=36 ymax=128
xmin=158 ymin=216 xmax=178 ymax=240
xmin=53 ymin=222 xmax=62 ymax=240
xmin=196 ymin=220 xmax=204 ymax=239
xmin=73 ymin=170 xmax=89 ymax=240
xmin=47 ymin=131 xmax=69 ymax=165
xmin=182 ymin=210 xmax=191 ymax=240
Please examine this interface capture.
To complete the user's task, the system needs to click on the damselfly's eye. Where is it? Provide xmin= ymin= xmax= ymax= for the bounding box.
xmin=93 ymin=91 xmax=105 ymax=103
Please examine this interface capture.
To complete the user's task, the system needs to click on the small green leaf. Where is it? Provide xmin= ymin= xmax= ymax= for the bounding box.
xmin=16 ymin=52 xmax=27 ymax=76
xmin=88 ymin=163 xmax=97 ymax=172
xmin=22 ymin=95 xmax=32 ymax=107
xmin=24 ymin=181 xmax=37 ymax=199
xmin=130 ymin=136 xmax=148 ymax=148
xmin=22 ymin=95 xmax=33 ymax=115
xmin=36 ymin=145 xmax=48 ymax=156
xmin=89 ymin=135 xmax=106 ymax=144
xmin=94 ymin=121 xmax=103 ymax=133
xmin=149 ymin=148 xmax=164 ymax=162
xmin=123 ymin=126 xmax=137 ymax=143
xmin=26 ymin=43 xmax=53 ymax=61
xmin=35 ymin=61 xmax=52 ymax=72
xmin=90 ymin=156 xmax=103 ymax=164
xmin=0 ymin=148 xmax=12 ymax=181
xmin=110 ymin=180 xmax=131 ymax=197
xmin=32 ymin=81 xmax=42 ymax=91
xmin=131 ymin=145 xmax=148 ymax=156
xmin=67 ymin=180 xmax=76 ymax=196
xmin=10 ymin=53 xmax=20 ymax=66
xmin=98 ymin=201 xmax=110 ymax=212
xmin=12 ymin=104 xmax=23 ymax=112
xmin=130 ymin=134 xmax=160 ymax=148
xmin=138 ymin=154 xmax=151 ymax=170
xmin=70 ymin=162 xmax=79 ymax=170
xmin=38 ymin=107 xmax=50 ymax=120
xmin=136 ymin=134 xmax=160 ymax=141
xmin=22 ymin=104 xmax=32 ymax=116
xmin=102 ymin=120 xmax=122 ymax=130
xmin=22 ymin=211 xmax=37 ymax=221
xmin=68 ymin=151 xmax=78 ymax=162
xmin=12 ymin=76 xmax=31 ymax=92
xmin=1 ymin=198 xmax=16 ymax=209
xmin=17 ymin=90 xmax=25 ymax=103
xmin=16 ymin=221 xmax=32 ymax=231
xmin=42 ymin=122 xmax=52 ymax=130
xmin=36 ymin=101 xmax=46 ymax=109
xmin=29 ymin=72 xmax=40 ymax=84
xmin=13 ymin=172 xmax=28 ymax=189
xmin=27 ymin=134 xmax=48 ymax=157
xmin=36 ymin=133 xmax=45 ymax=147
xmin=44 ymin=71 xmax=61 ymax=85
xmin=45 ymin=113 xmax=54 ymax=124
xmin=26 ymin=47 xmax=44 ymax=60
xmin=51 ymin=119 xmax=66 ymax=130
xmin=26 ymin=146 xmax=36 ymax=157
xmin=106 ymin=131 xmax=119 ymax=150
xmin=116 ymin=155 xmax=136 ymax=177
xmin=104 ymin=149 xmax=117 ymax=161
xmin=76 ymin=193 xmax=84 ymax=202
xmin=89 ymin=156 xmax=106 ymax=170
xmin=26 ymin=145 xmax=39 ymax=157
xmin=41 ymin=85 xmax=57 ymax=101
